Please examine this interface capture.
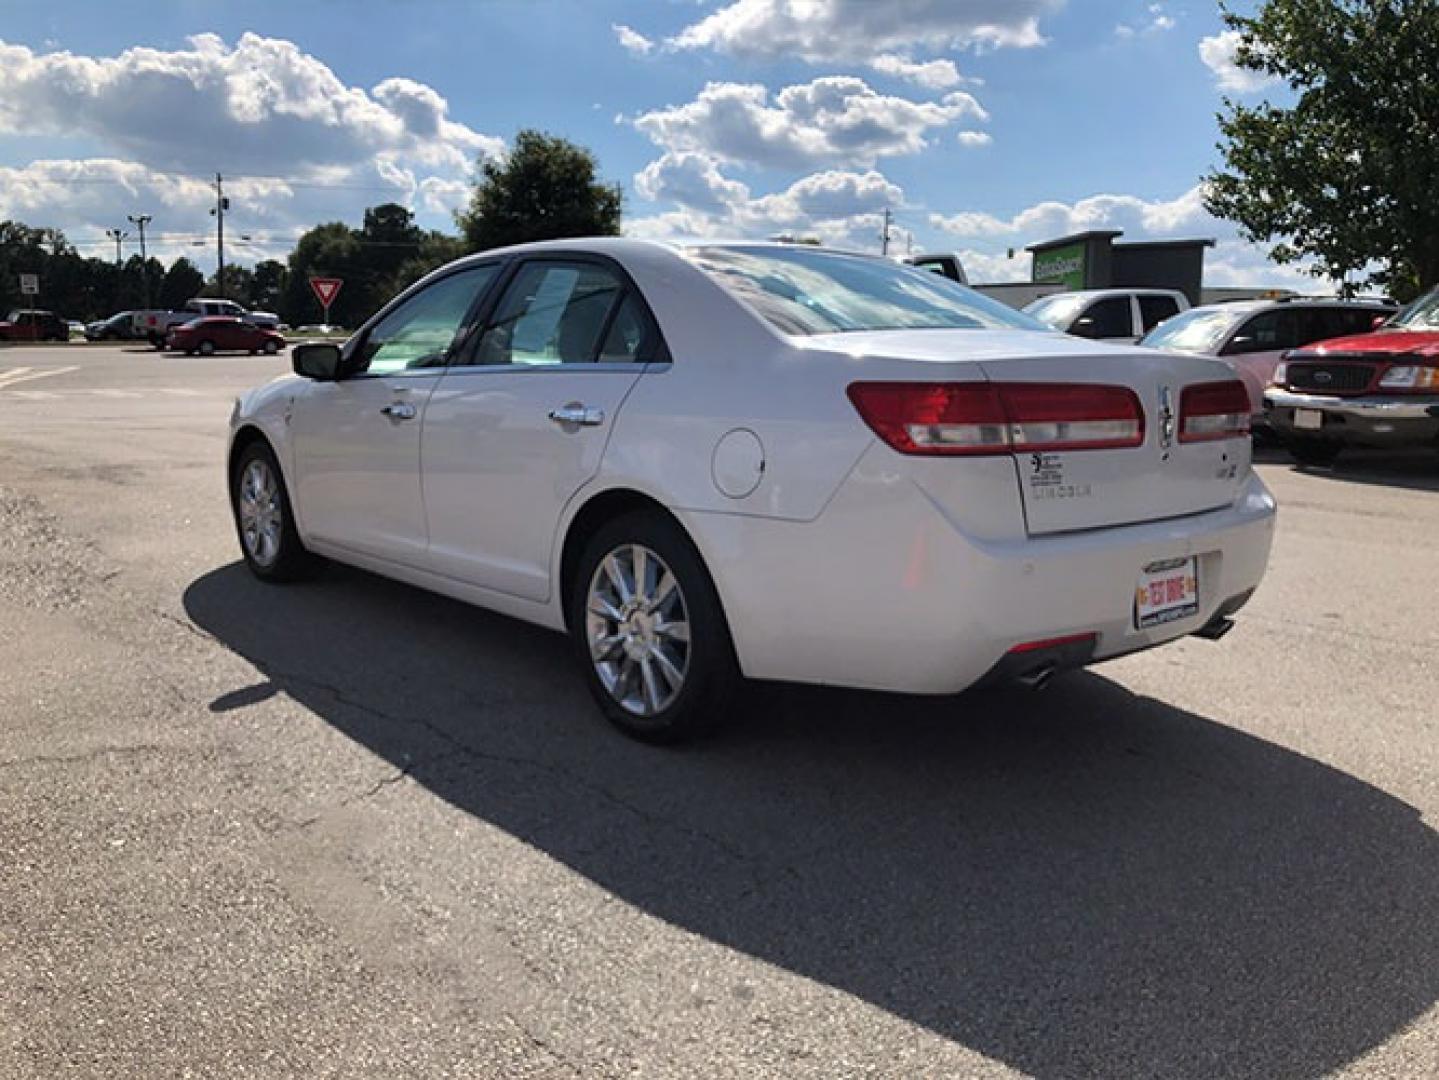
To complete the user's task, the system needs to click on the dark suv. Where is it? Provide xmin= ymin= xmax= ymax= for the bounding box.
xmin=0 ymin=309 xmax=69 ymax=342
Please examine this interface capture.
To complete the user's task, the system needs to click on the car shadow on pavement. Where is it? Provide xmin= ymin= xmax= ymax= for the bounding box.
xmin=185 ymin=561 xmax=1439 ymax=1079
xmin=1254 ymin=443 xmax=1439 ymax=492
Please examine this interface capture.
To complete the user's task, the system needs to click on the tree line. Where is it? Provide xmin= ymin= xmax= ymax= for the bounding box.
xmin=0 ymin=131 xmax=622 ymax=327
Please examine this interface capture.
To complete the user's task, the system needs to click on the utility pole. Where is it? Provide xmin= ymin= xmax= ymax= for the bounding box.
xmin=210 ymin=174 xmax=229 ymax=298
xmin=880 ymin=208 xmax=893 ymax=257
xmin=105 ymin=228 xmax=128 ymax=267
xmin=127 ymin=213 xmax=152 ymax=310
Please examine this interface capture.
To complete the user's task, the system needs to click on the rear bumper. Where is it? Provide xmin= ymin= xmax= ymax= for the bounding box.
xmin=1263 ymin=389 xmax=1439 ymax=446
xmin=684 ymin=457 xmax=1277 ymax=695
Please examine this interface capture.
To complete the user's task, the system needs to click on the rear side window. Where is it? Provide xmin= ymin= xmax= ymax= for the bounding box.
xmin=1138 ymin=295 xmax=1181 ymax=332
xmin=1076 ymin=297 xmax=1134 ymax=339
xmin=476 ymin=261 xmax=635 ymax=366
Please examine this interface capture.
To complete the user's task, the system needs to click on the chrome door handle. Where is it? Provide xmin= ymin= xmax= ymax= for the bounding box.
xmin=548 ymin=404 xmax=605 ymax=427
xmin=380 ymin=402 xmax=417 ymax=421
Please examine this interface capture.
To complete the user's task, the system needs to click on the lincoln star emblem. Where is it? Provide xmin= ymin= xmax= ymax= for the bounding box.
xmin=1158 ymin=386 xmax=1176 ymax=449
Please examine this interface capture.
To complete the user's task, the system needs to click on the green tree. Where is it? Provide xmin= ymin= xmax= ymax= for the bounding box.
xmin=458 ymin=130 xmax=621 ymax=252
xmin=160 ymin=257 xmax=206 ymax=310
xmin=1204 ymin=0 xmax=1439 ymax=299
xmin=250 ymin=259 xmax=289 ymax=313
xmin=282 ymin=221 xmax=363 ymax=327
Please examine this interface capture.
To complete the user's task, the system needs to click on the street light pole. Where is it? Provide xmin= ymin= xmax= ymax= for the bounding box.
xmin=127 ymin=214 xmax=152 ymax=310
xmin=105 ymin=228 xmax=128 ymax=267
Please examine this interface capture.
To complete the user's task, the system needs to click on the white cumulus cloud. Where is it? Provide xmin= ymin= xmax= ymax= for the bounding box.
xmin=956 ymin=130 xmax=994 ymax=147
xmin=670 ymin=0 xmax=1061 ymax=63
xmin=1198 ymin=30 xmax=1279 ymax=93
xmin=612 ymin=24 xmax=655 ymax=56
xmin=633 ymin=77 xmax=988 ymax=170
xmin=868 ymin=54 xmax=965 ymax=90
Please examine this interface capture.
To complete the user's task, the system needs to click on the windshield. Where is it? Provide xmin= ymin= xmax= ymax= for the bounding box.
xmin=1023 ymin=293 xmax=1090 ymax=329
xmin=683 ymin=245 xmax=1045 ymax=335
xmin=1389 ymin=289 xmax=1439 ymax=331
xmin=1139 ymin=307 xmax=1238 ymax=353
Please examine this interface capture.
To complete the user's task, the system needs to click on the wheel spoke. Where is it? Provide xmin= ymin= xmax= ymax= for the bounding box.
xmin=590 ymin=632 xmax=624 ymax=661
xmin=651 ymin=645 xmax=684 ymax=691
xmin=588 ymin=594 xmax=623 ymax=622
xmin=639 ymin=657 xmax=664 ymax=714
xmin=649 ymin=570 xmax=677 ymax=613
xmin=632 ymin=547 xmax=650 ymax=604
xmin=657 ymin=618 xmax=689 ymax=644
xmin=602 ymin=552 xmax=634 ymax=605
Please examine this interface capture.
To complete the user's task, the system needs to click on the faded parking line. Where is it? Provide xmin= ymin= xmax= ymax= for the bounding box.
xmin=0 ymin=365 xmax=79 ymax=389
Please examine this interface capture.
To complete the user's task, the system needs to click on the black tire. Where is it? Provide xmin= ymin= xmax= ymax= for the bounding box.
xmin=1287 ymin=437 xmax=1343 ymax=467
xmin=230 ymin=440 xmax=318 ymax=582
xmin=198 ymin=339 xmax=216 ymax=356
xmin=263 ymin=339 xmax=280 ymax=355
xmin=568 ymin=510 xmax=739 ymax=743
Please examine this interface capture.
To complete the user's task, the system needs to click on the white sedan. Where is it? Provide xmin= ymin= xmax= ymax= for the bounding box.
xmin=228 ymin=240 xmax=1275 ymax=741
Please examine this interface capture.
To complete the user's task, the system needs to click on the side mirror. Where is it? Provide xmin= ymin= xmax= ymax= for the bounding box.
xmin=1221 ymin=335 xmax=1254 ymax=356
xmin=1070 ymin=316 xmax=1101 ymax=339
xmin=292 ymin=342 xmax=343 ymax=381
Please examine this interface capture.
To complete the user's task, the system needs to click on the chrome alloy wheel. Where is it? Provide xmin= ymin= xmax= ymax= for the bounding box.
xmin=586 ymin=544 xmax=691 ymax=717
xmin=237 ymin=459 xmax=283 ymax=567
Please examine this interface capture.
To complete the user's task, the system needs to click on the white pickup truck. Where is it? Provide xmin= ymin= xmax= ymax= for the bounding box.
xmin=132 ymin=298 xmax=280 ymax=346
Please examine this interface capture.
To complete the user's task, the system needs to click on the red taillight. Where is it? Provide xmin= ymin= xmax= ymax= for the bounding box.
xmin=846 ymin=381 xmax=1144 ymax=456
xmin=1179 ymin=380 xmax=1251 ymax=443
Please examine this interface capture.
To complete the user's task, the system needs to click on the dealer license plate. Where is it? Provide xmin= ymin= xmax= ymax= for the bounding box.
xmin=1294 ymin=408 xmax=1324 ymax=431
xmin=1134 ymin=557 xmax=1199 ymax=630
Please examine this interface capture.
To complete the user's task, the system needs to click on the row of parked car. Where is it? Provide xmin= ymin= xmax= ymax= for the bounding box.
xmin=1022 ymin=286 xmax=1436 ymax=464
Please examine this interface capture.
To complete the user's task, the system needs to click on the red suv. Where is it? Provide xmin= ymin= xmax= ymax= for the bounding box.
xmin=1264 ymin=287 xmax=1439 ymax=465
xmin=0 ymin=309 xmax=69 ymax=342
xmin=166 ymin=316 xmax=286 ymax=356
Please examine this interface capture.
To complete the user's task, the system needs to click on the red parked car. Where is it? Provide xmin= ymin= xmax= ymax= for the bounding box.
xmin=166 ymin=316 xmax=286 ymax=356
xmin=1264 ymin=287 xmax=1439 ymax=465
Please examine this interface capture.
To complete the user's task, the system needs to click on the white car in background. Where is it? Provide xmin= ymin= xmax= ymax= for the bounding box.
xmin=1024 ymin=288 xmax=1190 ymax=344
xmin=228 ymin=240 xmax=1275 ymax=741
xmin=1140 ymin=297 xmax=1397 ymax=416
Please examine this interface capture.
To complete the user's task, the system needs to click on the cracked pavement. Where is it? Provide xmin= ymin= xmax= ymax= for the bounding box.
xmin=1 ymin=345 xmax=1437 ymax=1078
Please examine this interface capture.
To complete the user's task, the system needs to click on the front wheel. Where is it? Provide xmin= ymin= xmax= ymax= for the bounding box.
xmin=198 ymin=339 xmax=216 ymax=356
xmin=568 ymin=511 xmax=739 ymax=743
xmin=262 ymin=339 xmax=280 ymax=355
xmin=230 ymin=441 xmax=317 ymax=582
xmin=1286 ymin=437 xmax=1343 ymax=467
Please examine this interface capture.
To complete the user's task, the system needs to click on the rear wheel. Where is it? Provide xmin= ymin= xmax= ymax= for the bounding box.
xmin=198 ymin=339 xmax=216 ymax=356
xmin=568 ymin=511 xmax=738 ymax=742
xmin=231 ymin=441 xmax=317 ymax=582
xmin=1287 ymin=437 xmax=1343 ymax=467
xmin=263 ymin=339 xmax=280 ymax=355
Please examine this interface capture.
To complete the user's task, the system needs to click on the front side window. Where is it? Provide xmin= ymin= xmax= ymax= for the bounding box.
xmin=685 ymin=245 xmax=1044 ymax=335
xmin=354 ymin=264 xmax=499 ymax=375
xmin=1139 ymin=295 xmax=1181 ymax=332
xmin=1225 ymin=309 xmax=1296 ymax=354
xmin=475 ymin=261 xmax=633 ymax=365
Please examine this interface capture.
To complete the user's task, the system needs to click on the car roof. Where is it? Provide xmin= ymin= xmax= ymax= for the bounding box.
xmin=1185 ymin=297 xmax=1395 ymax=317
xmin=1030 ymin=288 xmax=1186 ymax=301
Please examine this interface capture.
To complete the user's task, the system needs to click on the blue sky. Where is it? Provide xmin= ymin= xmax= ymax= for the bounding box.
xmin=0 ymin=0 xmax=1299 ymax=286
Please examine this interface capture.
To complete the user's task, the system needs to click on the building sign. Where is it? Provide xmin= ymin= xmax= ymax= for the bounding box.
xmin=1032 ymin=242 xmax=1086 ymax=289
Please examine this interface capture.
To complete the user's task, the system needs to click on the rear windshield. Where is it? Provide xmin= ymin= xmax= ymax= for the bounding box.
xmin=683 ymin=245 xmax=1044 ymax=336
xmin=1139 ymin=307 xmax=1238 ymax=353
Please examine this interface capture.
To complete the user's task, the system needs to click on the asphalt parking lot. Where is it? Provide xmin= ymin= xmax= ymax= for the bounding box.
xmin=1 ymin=343 xmax=1436 ymax=1078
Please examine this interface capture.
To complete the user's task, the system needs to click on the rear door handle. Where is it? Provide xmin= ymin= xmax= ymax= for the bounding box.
xmin=548 ymin=404 xmax=605 ymax=427
xmin=380 ymin=402 xmax=417 ymax=421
